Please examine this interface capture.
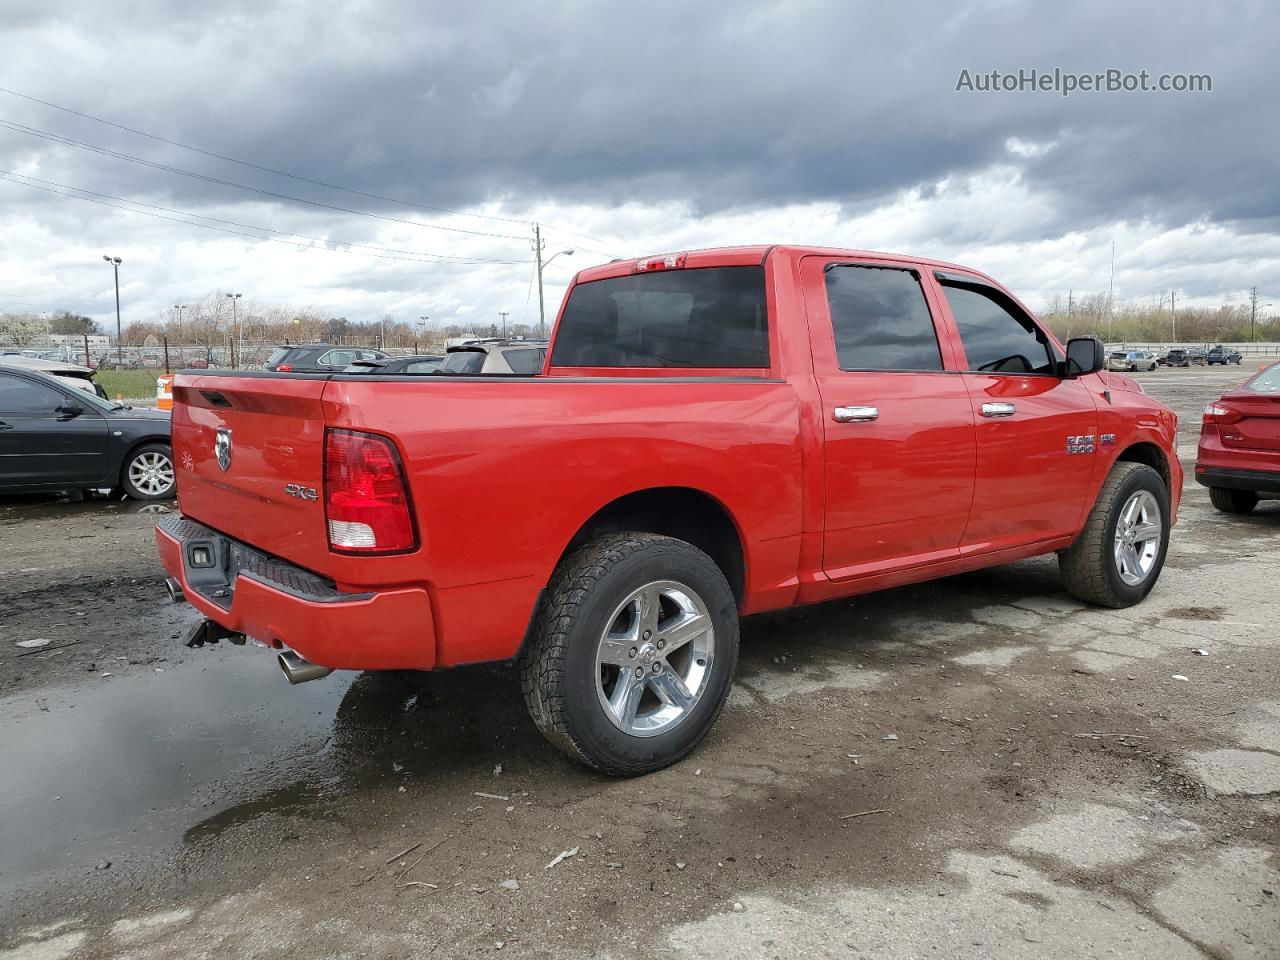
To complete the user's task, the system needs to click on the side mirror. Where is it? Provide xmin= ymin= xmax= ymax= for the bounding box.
xmin=56 ymin=402 xmax=84 ymax=420
xmin=1063 ymin=337 xmax=1105 ymax=378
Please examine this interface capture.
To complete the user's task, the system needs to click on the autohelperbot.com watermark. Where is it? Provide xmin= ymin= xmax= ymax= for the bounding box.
xmin=955 ymin=68 xmax=1212 ymax=97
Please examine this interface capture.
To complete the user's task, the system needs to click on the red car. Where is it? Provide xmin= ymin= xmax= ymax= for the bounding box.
xmin=156 ymin=245 xmax=1181 ymax=774
xmin=1196 ymin=360 xmax=1280 ymax=513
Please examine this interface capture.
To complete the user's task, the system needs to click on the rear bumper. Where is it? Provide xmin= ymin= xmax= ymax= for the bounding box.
xmin=1194 ymin=466 xmax=1280 ymax=494
xmin=155 ymin=515 xmax=436 ymax=670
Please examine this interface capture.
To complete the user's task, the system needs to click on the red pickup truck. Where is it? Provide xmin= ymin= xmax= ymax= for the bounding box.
xmin=156 ymin=245 xmax=1181 ymax=775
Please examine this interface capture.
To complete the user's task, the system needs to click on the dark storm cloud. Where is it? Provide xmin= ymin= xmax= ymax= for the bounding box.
xmin=0 ymin=0 xmax=1276 ymax=244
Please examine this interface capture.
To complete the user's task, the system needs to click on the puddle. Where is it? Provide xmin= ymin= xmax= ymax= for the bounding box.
xmin=0 ymin=647 xmax=351 ymax=898
xmin=0 ymin=492 xmax=176 ymax=523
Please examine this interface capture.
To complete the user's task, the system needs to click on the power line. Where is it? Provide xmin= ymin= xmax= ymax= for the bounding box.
xmin=0 ymin=171 xmax=532 ymax=265
xmin=0 ymin=169 xmax=527 ymax=263
xmin=0 ymin=86 xmax=630 ymax=253
xmin=0 ymin=118 xmax=530 ymax=241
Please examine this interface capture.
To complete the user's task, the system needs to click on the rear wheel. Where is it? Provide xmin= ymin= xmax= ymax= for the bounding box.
xmin=1059 ymin=462 xmax=1169 ymax=608
xmin=521 ymin=532 xmax=738 ymax=776
xmin=1209 ymin=487 xmax=1258 ymax=514
xmin=121 ymin=443 xmax=176 ymax=501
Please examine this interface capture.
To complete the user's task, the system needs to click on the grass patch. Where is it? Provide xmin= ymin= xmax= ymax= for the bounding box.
xmin=97 ymin=370 xmax=160 ymax=399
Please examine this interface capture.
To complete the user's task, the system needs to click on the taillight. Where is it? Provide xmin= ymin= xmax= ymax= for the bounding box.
xmin=324 ymin=429 xmax=416 ymax=553
xmin=277 ymin=363 xmax=293 ymax=372
xmin=1204 ymin=402 xmax=1243 ymax=425
xmin=634 ymin=253 xmax=687 ymax=272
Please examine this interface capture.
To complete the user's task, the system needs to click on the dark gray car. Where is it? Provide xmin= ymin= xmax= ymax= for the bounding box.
xmin=263 ymin=344 xmax=387 ymax=373
xmin=0 ymin=366 xmax=174 ymax=501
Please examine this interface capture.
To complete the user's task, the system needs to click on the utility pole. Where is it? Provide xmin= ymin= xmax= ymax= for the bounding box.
xmin=1251 ymin=286 xmax=1259 ymax=342
xmin=1170 ymin=290 xmax=1176 ymax=342
xmin=534 ymin=224 xmax=545 ymax=337
xmin=1066 ymin=290 xmax=1073 ymax=339
xmin=532 ymin=225 xmax=575 ymax=338
xmin=1107 ymin=240 xmax=1115 ymax=338
xmin=499 ymin=311 xmax=510 ymax=338
xmin=226 ymin=292 xmax=242 ymax=368
xmin=103 ymin=255 xmax=123 ymax=363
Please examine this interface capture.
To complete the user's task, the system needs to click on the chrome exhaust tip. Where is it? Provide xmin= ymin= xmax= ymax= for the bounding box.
xmin=164 ymin=576 xmax=184 ymax=603
xmin=277 ymin=649 xmax=333 ymax=685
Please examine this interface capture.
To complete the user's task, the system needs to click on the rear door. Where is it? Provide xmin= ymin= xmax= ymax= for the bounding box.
xmin=929 ymin=272 xmax=1098 ymax=552
xmin=0 ymin=371 xmax=110 ymax=486
xmin=800 ymin=256 xmax=976 ymax=580
xmin=172 ymin=374 xmax=332 ymax=568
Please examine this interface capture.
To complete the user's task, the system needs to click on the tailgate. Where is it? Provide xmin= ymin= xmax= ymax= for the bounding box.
xmin=172 ymin=373 xmax=332 ymax=571
xmin=1219 ymin=392 xmax=1280 ymax=452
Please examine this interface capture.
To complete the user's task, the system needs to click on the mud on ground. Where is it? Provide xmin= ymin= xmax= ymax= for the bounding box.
xmin=0 ymin=365 xmax=1276 ymax=960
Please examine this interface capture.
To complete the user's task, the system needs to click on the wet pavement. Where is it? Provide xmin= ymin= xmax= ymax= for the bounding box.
xmin=1 ymin=364 xmax=1277 ymax=959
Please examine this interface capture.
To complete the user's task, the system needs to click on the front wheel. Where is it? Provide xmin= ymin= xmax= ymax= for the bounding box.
xmin=521 ymin=532 xmax=739 ymax=776
xmin=1059 ymin=462 xmax=1170 ymax=608
xmin=121 ymin=443 xmax=176 ymax=501
xmin=1209 ymin=487 xmax=1258 ymax=514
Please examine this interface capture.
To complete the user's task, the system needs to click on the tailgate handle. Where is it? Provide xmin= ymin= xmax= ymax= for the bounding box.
xmin=981 ymin=402 xmax=1016 ymax=418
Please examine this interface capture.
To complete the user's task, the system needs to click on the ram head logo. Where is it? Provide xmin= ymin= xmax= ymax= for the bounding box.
xmin=214 ymin=427 xmax=233 ymax=472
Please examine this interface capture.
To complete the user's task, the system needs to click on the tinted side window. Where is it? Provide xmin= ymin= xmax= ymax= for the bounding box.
xmin=442 ymin=351 xmax=485 ymax=374
xmin=503 ymin=348 xmax=545 ymax=375
xmin=551 ymin=266 xmax=768 ymax=368
xmin=0 ymin=374 xmax=66 ymax=414
xmin=403 ymin=360 xmax=441 ymax=374
xmin=825 ymin=266 xmax=942 ymax=371
xmin=942 ymin=282 xmax=1054 ymax=374
xmin=266 ymin=347 xmax=289 ymax=366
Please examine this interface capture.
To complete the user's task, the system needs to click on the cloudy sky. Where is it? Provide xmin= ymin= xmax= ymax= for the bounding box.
xmin=1 ymin=0 xmax=1277 ymax=333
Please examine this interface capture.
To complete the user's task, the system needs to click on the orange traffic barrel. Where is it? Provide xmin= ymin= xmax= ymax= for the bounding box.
xmin=157 ymin=374 xmax=174 ymax=411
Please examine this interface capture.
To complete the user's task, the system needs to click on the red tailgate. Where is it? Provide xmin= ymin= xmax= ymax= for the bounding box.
xmin=172 ymin=374 xmax=333 ymax=573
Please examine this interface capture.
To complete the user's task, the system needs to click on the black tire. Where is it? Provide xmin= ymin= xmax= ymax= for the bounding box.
xmin=120 ymin=443 xmax=176 ymax=501
xmin=1059 ymin=462 xmax=1170 ymax=608
xmin=520 ymin=532 xmax=739 ymax=776
xmin=1209 ymin=487 xmax=1258 ymax=514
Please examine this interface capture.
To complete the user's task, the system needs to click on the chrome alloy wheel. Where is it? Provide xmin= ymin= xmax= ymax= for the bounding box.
xmin=1113 ymin=489 xmax=1162 ymax=586
xmin=595 ymin=580 xmax=715 ymax=737
xmin=128 ymin=451 xmax=175 ymax=497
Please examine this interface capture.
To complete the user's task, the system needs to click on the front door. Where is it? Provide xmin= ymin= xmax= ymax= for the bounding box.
xmin=800 ymin=256 xmax=977 ymax=581
xmin=928 ymin=273 xmax=1099 ymax=552
xmin=0 ymin=372 xmax=110 ymax=487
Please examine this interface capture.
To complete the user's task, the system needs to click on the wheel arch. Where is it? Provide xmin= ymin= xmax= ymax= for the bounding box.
xmin=1113 ymin=441 xmax=1171 ymax=491
xmin=554 ymin=486 xmax=747 ymax=605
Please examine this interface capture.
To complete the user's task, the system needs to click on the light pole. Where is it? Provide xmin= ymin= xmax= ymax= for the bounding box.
xmin=226 ymin=293 xmax=242 ymax=368
xmin=499 ymin=311 xmax=510 ymax=338
xmin=417 ymin=315 xmax=429 ymax=353
xmin=103 ymin=255 xmax=122 ymax=362
xmin=533 ymin=225 xmax=574 ymax=337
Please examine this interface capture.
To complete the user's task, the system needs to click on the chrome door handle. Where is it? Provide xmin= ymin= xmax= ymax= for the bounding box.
xmin=833 ymin=405 xmax=879 ymax=423
xmin=981 ymin=402 xmax=1016 ymax=418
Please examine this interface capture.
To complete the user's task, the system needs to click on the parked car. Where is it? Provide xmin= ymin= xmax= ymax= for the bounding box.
xmin=1196 ymin=360 xmax=1280 ymax=514
xmin=344 ymin=354 xmax=445 ymax=375
xmin=156 ymin=245 xmax=1181 ymax=775
xmin=1187 ymin=347 xmax=1208 ymax=366
xmin=440 ymin=339 xmax=549 ymax=374
xmin=0 ymin=356 xmax=109 ymax=399
xmin=1206 ymin=345 xmax=1243 ymax=365
xmin=262 ymin=344 xmax=388 ymax=373
xmin=1108 ymin=350 xmax=1158 ymax=372
xmin=0 ymin=366 xmax=174 ymax=500
xmin=1164 ymin=348 xmax=1190 ymax=367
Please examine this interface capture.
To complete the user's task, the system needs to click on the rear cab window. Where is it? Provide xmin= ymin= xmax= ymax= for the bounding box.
xmin=550 ymin=265 xmax=769 ymax=370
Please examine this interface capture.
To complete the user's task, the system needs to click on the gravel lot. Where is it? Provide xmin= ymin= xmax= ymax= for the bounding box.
xmin=1 ymin=365 xmax=1276 ymax=960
